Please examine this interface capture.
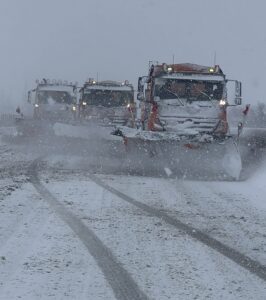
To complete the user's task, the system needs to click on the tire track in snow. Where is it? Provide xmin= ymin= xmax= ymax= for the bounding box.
xmin=28 ymin=160 xmax=149 ymax=300
xmin=86 ymin=172 xmax=266 ymax=283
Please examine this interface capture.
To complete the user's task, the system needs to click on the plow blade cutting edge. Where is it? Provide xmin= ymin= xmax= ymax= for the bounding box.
xmin=120 ymin=131 xmax=242 ymax=180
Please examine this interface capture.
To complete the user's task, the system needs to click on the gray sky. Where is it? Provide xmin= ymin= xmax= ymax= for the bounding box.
xmin=0 ymin=0 xmax=265 ymax=108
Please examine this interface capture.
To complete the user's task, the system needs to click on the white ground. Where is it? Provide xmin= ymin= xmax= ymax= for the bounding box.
xmin=0 ymin=128 xmax=266 ymax=299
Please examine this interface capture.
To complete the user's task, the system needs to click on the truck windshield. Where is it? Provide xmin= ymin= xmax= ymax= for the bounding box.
xmin=83 ymin=90 xmax=133 ymax=107
xmin=37 ymin=91 xmax=74 ymax=105
xmin=154 ymin=78 xmax=224 ymax=101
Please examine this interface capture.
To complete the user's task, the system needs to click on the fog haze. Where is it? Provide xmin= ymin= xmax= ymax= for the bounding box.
xmin=0 ymin=0 xmax=265 ymax=110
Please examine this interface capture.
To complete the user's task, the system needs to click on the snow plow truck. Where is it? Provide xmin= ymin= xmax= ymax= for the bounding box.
xmin=114 ymin=62 xmax=245 ymax=179
xmin=16 ymin=79 xmax=79 ymax=136
xmin=28 ymin=79 xmax=78 ymax=122
xmin=78 ymin=79 xmax=135 ymax=127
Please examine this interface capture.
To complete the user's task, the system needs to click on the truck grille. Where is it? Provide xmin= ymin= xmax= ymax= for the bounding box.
xmin=160 ymin=115 xmax=219 ymax=132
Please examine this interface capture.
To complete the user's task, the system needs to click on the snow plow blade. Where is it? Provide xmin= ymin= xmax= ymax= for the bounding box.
xmin=113 ymin=128 xmax=242 ymax=180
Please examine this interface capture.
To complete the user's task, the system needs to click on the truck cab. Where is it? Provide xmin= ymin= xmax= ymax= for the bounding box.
xmin=79 ymin=79 xmax=135 ymax=127
xmin=28 ymin=79 xmax=78 ymax=122
xmin=137 ymin=63 xmax=242 ymax=137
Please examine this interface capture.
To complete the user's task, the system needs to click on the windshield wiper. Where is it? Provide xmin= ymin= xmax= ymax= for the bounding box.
xmin=161 ymin=87 xmax=184 ymax=106
xmin=192 ymin=84 xmax=215 ymax=107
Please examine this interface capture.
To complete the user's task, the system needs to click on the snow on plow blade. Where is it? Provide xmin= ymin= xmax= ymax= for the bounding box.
xmin=16 ymin=120 xmax=120 ymax=141
xmin=114 ymin=128 xmax=242 ymax=180
xmin=53 ymin=122 xmax=121 ymax=141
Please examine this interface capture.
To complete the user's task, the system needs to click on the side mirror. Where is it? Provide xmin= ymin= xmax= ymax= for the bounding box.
xmin=138 ymin=77 xmax=144 ymax=93
xmin=235 ymin=81 xmax=242 ymax=105
xmin=137 ymin=92 xmax=144 ymax=101
xmin=138 ymin=76 xmax=148 ymax=93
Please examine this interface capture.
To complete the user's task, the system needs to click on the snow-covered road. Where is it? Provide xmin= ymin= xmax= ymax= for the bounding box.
xmin=0 ymin=127 xmax=266 ymax=299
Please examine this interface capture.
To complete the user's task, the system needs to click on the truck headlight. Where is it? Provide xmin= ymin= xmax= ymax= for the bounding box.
xmin=72 ymin=106 xmax=76 ymax=111
xmin=34 ymin=103 xmax=39 ymax=108
xmin=219 ymin=99 xmax=227 ymax=106
xmin=82 ymin=102 xmax=87 ymax=106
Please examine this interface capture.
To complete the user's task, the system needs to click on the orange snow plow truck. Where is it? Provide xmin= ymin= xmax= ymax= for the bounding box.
xmin=113 ymin=62 xmax=246 ymax=180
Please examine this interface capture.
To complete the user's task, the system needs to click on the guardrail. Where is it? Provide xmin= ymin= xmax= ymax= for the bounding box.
xmin=0 ymin=113 xmax=17 ymax=121
xmin=0 ymin=113 xmax=18 ymax=126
